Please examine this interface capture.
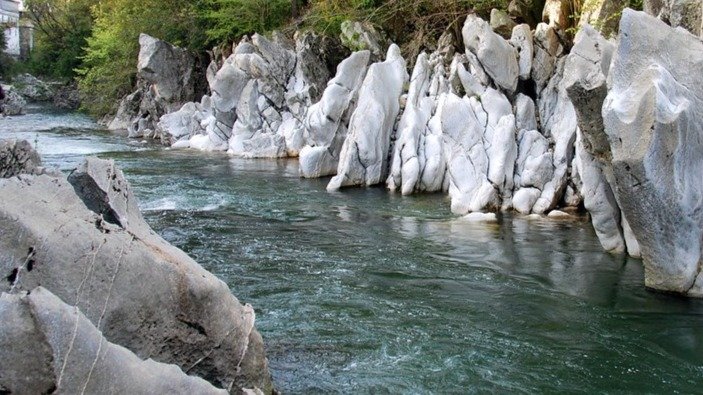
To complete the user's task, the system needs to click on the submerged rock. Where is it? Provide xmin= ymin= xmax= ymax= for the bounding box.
xmin=0 ymin=288 xmax=227 ymax=394
xmin=0 ymin=154 xmax=273 ymax=392
xmin=602 ymin=9 xmax=703 ymax=295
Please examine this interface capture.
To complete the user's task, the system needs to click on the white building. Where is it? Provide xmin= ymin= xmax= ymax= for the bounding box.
xmin=1 ymin=0 xmax=32 ymax=59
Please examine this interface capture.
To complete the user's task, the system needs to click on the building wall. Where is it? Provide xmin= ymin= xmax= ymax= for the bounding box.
xmin=1 ymin=0 xmax=22 ymax=57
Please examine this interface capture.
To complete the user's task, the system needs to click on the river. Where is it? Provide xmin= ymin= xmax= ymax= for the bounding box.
xmin=3 ymin=105 xmax=703 ymax=393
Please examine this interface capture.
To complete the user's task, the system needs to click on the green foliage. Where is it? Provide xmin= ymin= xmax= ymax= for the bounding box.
xmin=76 ymin=0 xmax=205 ymax=117
xmin=304 ymin=0 xmax=508 ymax=61
xmin=24 ymin=0 xmax=96 ymax=79
xmin=200 ymin=0 xmax=292 ymax=44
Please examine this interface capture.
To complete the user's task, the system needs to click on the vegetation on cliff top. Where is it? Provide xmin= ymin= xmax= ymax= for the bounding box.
xmin=24 ymin=0 xmax=509 ymax=117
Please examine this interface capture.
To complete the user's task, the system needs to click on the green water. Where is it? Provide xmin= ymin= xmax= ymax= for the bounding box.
xmin=3 ymin=107 xmax=703 ymax=393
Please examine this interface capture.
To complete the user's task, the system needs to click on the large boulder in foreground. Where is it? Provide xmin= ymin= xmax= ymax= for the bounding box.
xmin=602 ymin=9 xmax=703 ymax=296
xmin=0 ymin=152 xmax=273 ymax=392
xmin=0 ymin=288 xmax=226 ymax=394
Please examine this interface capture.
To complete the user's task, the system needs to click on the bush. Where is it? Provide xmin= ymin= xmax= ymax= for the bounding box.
xmin=200 ymin=0 xmax=292 ymax=45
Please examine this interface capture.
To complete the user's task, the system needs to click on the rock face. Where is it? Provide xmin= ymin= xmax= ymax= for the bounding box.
xmin=339 ymin=20 xmax=390 ymax=61
xmin=463 ymin=14 xmax=519 ymax=94
xmin=0 ymin=288 xmax=227 ymax=394
xmin=0 ymin=139 xmax=46 ymax=178
xmin=108 ymin=34 xmax=203 ymax=138
xmin=327 ymin=45 xmax=408 ymax=191
xmin=0 ymin=154 xmax=273 ymax=392
xmin=299 ymin=50 xmax=370 ymax=178
xmin=12 ymin=73 xmax=53 ymax=102
xmin=1 ymin=84 xmax=26 ymax=116
xmin=602 ymin=9 xmax=703 ymax=296
xmin=645 ymin=0 xmax=702 ymax=38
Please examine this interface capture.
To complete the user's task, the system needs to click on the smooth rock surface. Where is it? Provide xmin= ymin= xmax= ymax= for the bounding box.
xmin=463 ymin=14 xmax=519 ymax=94
xmin=0 ymin=288 xmax=227 ymax=395
xmin=602 ymin=9 xmax=703 ymax=295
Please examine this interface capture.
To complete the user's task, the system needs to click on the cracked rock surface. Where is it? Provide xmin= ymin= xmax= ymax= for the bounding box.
xmin=0 ymin=153 xmax=273 ymax=393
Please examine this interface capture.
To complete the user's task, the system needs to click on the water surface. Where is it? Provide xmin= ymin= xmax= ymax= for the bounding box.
xmin=3 ymin=106 xmax=703 ymax=393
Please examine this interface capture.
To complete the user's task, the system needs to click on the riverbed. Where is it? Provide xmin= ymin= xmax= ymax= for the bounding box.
xmin=3 ymin=106 xmax=703 ymax=393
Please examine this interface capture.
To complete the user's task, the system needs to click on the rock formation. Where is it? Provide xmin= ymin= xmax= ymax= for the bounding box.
xmin=0 ymin=288 xmax=227 ymax=394
xmin=1 ymin=84 xmax=26 ymax=116
xmin=602 ymin=9 xmax=703 ymax=295
xmin=108 ymin=34 xmax=204 ymax=138
xmin=0 ymin=139 xmax=49 ymax=178
xmin=0 ymin=145 xmax=274 ymax=392
xmin=12 ymin=73 xmax=54 ymax=102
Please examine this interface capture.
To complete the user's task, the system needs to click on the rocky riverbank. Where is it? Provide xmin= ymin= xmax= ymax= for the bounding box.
xmin=106 ymin=3 xmax=703 ymax=297
xmin=0 ymin=139 xmax=274 ymax=393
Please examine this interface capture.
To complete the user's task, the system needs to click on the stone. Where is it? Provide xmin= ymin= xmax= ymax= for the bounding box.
xmin=510 ymin=24 xmax=534 ymax=80
xmin=512 ymin=129 xmax=554 ymax=213
xmin=109 ymin=34 xmax=202 ymax=138
xmin=387 ymin=52 xmax=434 ymax=195
xmin=531 ymin=23 xmax=563 ymax=93
xmin=12 ymin=73 xmax=53 ymax=102
xmin=490 ymin=8 xmax=518 ymax=38
xmin=0 ymin=288 xmax=227 ymax=394
xmin=156 ymin=96 xmax=213 ymax=146
xmin=0 ymin=139 xmax=45 ymax=178
xmin=463 ymin=212 xmax=499 ymax=222
xmin=644 ymin=0 xmax=702 ymax=38
xmin=440 ymin=93 xmax=499 ymax=214
xmin=602 ymin=9 xmax=703 ymax=295
xmin=327 ymin=45 xmax=408 ymax=191
xmin=1 ymin=84 xmax=26 ymax=116
xmin=52 ymin=81 xmax=81 ymax=110
xmin=0 ymin=157 xmax=274 ymax=392
xmin=563 ymin=24 xmax=628 ymax=254
xmin=462 ymin=14 xmax=519 ymax=94
xmin=339 ymin=20 xmax=390 ymax=61
xmin=547 ymin=209 xmax=572 ymax=218
xmin=514 ymin=93 xmax=538 ymax=131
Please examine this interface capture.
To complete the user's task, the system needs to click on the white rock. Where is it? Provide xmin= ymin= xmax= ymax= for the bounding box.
xmin=463 ymin=212 xmax=498 ymax=222
xmin=328 ymin=45 xmax=408 ymax=191
xmin=602 ymin=10 xmax=703 ymax=295
xmin=462 ymin=14 xmax=519 ymax=94
xmin=510 ymin=24 xmax=533 ymax=80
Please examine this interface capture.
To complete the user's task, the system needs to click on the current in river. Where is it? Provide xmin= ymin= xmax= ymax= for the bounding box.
xmin=3 ymin=105 xmax=703 ymax=393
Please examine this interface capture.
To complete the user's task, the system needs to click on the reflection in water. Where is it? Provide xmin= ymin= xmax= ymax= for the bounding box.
xmin=3 ymin=107 xmax=703 ymax=393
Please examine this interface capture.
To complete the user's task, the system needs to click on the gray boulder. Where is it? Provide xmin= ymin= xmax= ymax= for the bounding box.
xmin=0 ymin=288 xmax=227 ymax=394
xmin=0 ymin=139 xmax=45 ymax=178
xmin=340 ymin=20 xmax=390 ymax=61
xmin=1 ymin=84 xmax=26 ymax=116
xmin=12 ymin=73 xmax=53 ymax=102
xmin=602 ymin=9 xmax=703 ymax=295
xmin=490 ymin=8 xmax=518 ymax=38
xmin=645 ymin=0 xmax=702 ymax=38
xmin=0 ymin=156 xmax=274 ymax=392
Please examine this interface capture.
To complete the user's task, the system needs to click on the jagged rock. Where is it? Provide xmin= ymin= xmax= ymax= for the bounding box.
xmin=563 ymin=24 xmax=631 ymax=254
xmin=387 ymin=52 xmax=434 ymax=194
xmin=531 ymin=23 xmax=563 ymax=93
xmin=508 ymin=0 xmax=546 ymax=26
xmin=602 ymin=9 xmax=703 ymax=295
xmin=479 ymin=88 xmax=517 ymax=206
xmin=339 ymin=20 xmax=390 ymax=61
xmin=441 ymin=93 xmax=500 ymax=214
xmin=156 ymin=96 xmax=214 ymax=146
xmin=645 ymin=0 xmax=702 ymax=38
xmin=462 ymin=14 xmax=519 ymax=94
xmin=1 ymin=84 xmax=26 ymax=116
xmin=510 ymin=24 xmax=534 ymax=80
xmin=0 ymin=139 xmax=45 ymax=178
xmin=299 ymin=50 xmax=370 ymax=178
xmin=0 ymin=157 xmax=274 ymax=392
xmin=514 ymin=93 xmax=538 ymax=132
xmin=52 ymin=81 xmax=81 ymax=110
xmin=327 ymin=45 xmax=408 ymax=191
xmin=513 ymin=129 xmax=554 ymax=213
xmin=490 ymin=8 xmax=518 ymax=38
xmin=109 ymin=34 xmax=202 ymax=138
xmin=0 ymin=288 xmax=227 ymax=395
xmin=533 ymin=57 xmax=577 ymax=214
xmin=12 ymin=73 xmax=53 ymax=102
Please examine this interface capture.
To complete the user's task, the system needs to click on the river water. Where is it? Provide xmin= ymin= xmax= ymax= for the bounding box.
xmin=3 ymin=106 xmax=703 ymax=393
